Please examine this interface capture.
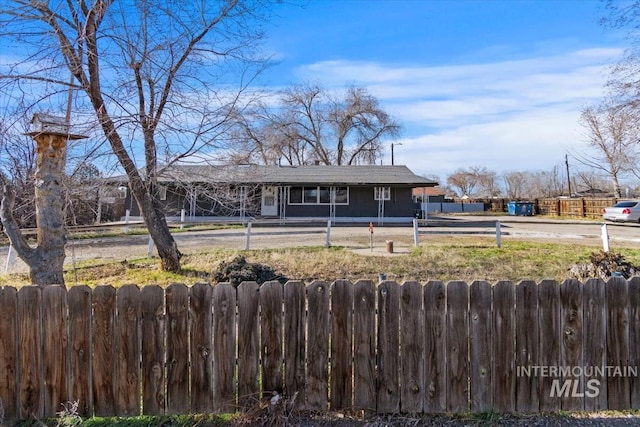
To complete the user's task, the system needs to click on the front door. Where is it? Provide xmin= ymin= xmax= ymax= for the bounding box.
xmin=261 ymin=186 xmax=278 ymax=216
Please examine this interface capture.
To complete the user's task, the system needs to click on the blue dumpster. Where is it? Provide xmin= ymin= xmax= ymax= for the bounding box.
xmin=507 ymin=201 xmax=534 ymax=216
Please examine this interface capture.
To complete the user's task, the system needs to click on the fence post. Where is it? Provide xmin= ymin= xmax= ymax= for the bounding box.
xmin=124 ymin=209 xmax=130 ymax=234
xmin=496 ymin=221 xmax=502 ymax=248
xmin=413 ymin=218 xmax=419 ymax=246
xmin=180 ymin=208 xmax=185 ymax=230
xmin=148 ymin=236 xmax=155 ymax=258
xmin=601 ymin=223 xmax=610 ymax=252
xmin=245 ymin=221 xmax=252 ymax=250
xmin=5 ymin=244 xmax=16 ymax=273
xmin=326 ymin=220 xmax=331 ymax=248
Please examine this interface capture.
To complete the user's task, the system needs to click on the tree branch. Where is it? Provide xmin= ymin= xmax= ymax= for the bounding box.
xmin=0 ymin=183 xmax=34 ymax=262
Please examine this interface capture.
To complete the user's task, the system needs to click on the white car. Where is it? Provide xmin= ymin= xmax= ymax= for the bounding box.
xmin=602 ymin=200 xmax=640 ymax=223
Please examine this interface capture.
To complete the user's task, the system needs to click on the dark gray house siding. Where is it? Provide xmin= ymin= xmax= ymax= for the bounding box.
xmin=125 ymin=185 xmax=415 ymax=218
xmin=116 ymin=165 xmax=437 ymax=222
xmin=280 ymin=187 xmax=413 ymax=218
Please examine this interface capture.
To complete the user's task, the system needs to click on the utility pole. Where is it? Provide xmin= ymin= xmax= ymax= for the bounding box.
xmin=391 ymin=142 xmax=402 ymax=165
xmin=565 ymin=154 xmax=572 ymax=197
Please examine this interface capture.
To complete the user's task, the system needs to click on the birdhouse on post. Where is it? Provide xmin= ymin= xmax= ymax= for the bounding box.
xmin=25 ymin=113 xmax=87 ymax=178
xmin=27 ymin=113 xmax=87 ymax=140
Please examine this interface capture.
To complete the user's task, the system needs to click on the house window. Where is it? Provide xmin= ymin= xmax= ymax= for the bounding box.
xmin=303 ymin=187 xmax=318 ymax=204
xmin=374 ymin=187 xmax=390 ymax=201
xmin=158 ymin=185 xmax=167 ymax=201
xmin=319 ymin=187 xmax=331 ymax=204
xmin=288 ymin=186 xmax=349 ymax=205
xmin=335 ymin=187 xmax=348 ymax=204
xmin=289 ymin=187 xmax=302 ymax=204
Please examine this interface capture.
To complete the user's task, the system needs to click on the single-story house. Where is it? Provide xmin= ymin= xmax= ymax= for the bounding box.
xmin=114 ymin=164 xmax=438 ymax=224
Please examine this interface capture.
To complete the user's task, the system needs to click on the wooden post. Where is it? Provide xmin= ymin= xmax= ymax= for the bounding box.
xmin=326 ymin=219 xmax=331 ymax=248
xmin=245 ymin=221 xmax=252 ymax=250
xmin=5 ymin=244 xmax=16 ymax=273
xmin=601 ymin=224 xmax=610 ymax=252
xmin=496 ymin=221 xmax=502 ymax=248
xmin=124 ymin=209 xmax=131 ymax=234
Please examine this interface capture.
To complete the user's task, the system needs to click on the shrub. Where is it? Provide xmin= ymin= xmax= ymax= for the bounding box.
xmin=212 ymin=255 xmax=286 ymax=287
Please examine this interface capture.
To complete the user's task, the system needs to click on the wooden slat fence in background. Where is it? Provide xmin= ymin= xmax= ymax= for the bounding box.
xmin=0 ymin=278 xmax=639 ymax=423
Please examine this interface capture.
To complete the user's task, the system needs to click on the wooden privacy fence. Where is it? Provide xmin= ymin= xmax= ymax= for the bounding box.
xmin=1 ymin=278 xmax=639 ymax=422
xmin=482 ymin=198 xmax=617 ymax=218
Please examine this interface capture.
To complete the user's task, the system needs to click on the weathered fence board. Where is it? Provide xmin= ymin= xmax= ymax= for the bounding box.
xmin=190 ymin=283 xmax=213 ymax=413
xmin=43 ymin=285 xmax=68 ymax=418
xmin=92 ymin=285 xmax=115 ymax=417
xmin=115 ymin=285 xmax=141 ymax=417
xmin=330 ymin=280 xmax=353 ymax=410
xmin=166 ymin=284 xmax=189 ymax=414
xmin=353 ymin=280 xmax=376 ymax=411
xmin=606 ymin=278 xmax=630 ymax=410
xmin=560 ymin=279 xmax=583 ymax=411
xmin=68 ymin=286 xmax=93 ymax=417
xmin=515 ymin=280 xmax=538 ymax=413
xmin=0 ymin=287 xmax=18 ymax=421
xmin=212 ymin=284 xmax=237 ymax=413
xmin=400 ymin=281 xmax=425 ymax=413
xmin=583 ymin=279 xmax=607 ymax=411
xmin=470 ymin=281 xmax=491 ymax=413
xmin=630 ymin=277 xmax=640 ymax=409
xmin=377 ymin=281 xmax=400 ymax=413
xmin=538 ymin=280 xmax=561 ymax=412
xmin=447 ymin=281 xmax=469 ymax=413
xmin=140 ymin=285 xmax=165 ymax=415
xmin=260 ymin=281 xmax=284 ymax=397
xmin=2 ymin=278 xmax=640 ymax=424
xmin=237 ymin=281 xmax=260 ymax=410
xmin=306 ymin=281 xmax=330 ymax=411
xmin=424 ymin=280 xmax=447 ymax=413
xmin=18 ymin=286 xmax=43 ymax=419
xmin=492 ymin=280 xmax=515 ymax=413
xmin=284 ymin=281 xmax=306 ymax=406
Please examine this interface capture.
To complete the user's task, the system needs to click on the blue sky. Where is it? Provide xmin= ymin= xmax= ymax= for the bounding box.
xmin=261 ymin=0 xmax=625 ymax=181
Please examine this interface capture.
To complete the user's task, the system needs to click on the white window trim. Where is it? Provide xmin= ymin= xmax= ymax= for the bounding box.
xmin=374 ymin=186 xmax=391 ymax=201
xmin=288 ymin=186 xmax=349 ymax=205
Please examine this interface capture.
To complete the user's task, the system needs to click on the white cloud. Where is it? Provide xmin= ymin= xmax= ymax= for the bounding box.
xmin=292 ymin=47 xmax=622 ymax=180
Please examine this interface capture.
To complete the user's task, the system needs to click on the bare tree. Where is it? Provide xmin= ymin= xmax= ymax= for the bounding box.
xmin=475 ymin=167 xmax=501 ymax=198
xmin=503 ymin=171 xmax=528 ymax=200
xmin=576 ymin=102 xmax=639 ymax=197
xmin=0 ymin=0 xmax=272 ymax=272
xmin=446 ymin=166 xmax=499 ymax=198
xmin=602 ymin=1 xmax=640 ymax=105
xmin=446 ymin=168 xmax=478 ymax=198
xmin=235 ymin=83 xmax=401 ymax=165
xmin=0 ymin=116 xmax=36 ymax=228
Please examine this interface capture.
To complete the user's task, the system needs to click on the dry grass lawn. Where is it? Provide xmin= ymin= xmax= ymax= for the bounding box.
xmin=3 ymin=236 xmax=638 ymax=287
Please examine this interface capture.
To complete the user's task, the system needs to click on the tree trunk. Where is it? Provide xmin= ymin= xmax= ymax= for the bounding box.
xmin=131 ymin=182 xmax=182 ymax=272
xmin=0 ymin=133 xmax=68 ymax=286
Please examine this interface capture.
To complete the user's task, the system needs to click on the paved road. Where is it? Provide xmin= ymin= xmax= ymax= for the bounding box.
xmin=2 ymin=215 xmax=639 ymax=274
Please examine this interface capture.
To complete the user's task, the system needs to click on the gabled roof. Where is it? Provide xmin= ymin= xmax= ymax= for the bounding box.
xmin=110 ymin=164 xmax=438 ymax=187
